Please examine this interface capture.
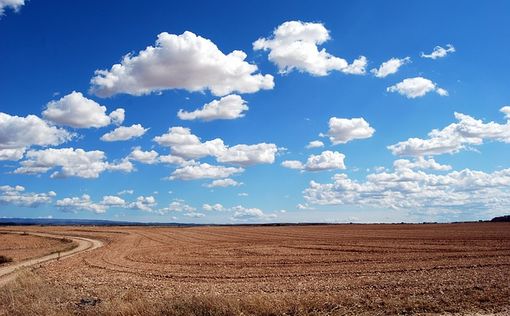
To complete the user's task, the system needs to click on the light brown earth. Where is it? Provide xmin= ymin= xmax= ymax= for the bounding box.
xmin=0 ymin=223 xmax=509 ymax=315
xmin=0 ymin=231 xmax=101 ymax=286
xmin=0 ymin=231 xmax=76 ymax=263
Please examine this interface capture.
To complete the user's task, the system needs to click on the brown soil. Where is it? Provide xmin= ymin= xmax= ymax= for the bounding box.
xmin=0 ymin=223 xmax=509 ymax=315
xmin=0 ymin=232 xmax=76 ymax=264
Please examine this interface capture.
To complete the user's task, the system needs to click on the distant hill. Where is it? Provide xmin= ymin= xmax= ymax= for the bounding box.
xmin=491 ymin=215 xmax=510 ymax=222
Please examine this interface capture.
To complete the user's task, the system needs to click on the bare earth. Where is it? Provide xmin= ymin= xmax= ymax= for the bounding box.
xmin=0 ymin=231 xmax=101 ymax=286
xmin=0 ymin=231 xmax=75 ymax=263
xmin=0 ymin=223 xmax=509 ymax=315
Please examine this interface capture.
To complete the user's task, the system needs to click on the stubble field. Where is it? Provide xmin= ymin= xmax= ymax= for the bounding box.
xmin=0 ymin=223 xmax=509 ymax=315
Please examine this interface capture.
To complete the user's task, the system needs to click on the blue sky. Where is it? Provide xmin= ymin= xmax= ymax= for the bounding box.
xmin=1 ymin=0 xmax=509 ymax=223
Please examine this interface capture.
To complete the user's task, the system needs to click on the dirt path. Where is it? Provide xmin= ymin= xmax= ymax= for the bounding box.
xmin=0 ymin=231 xmax=103 ymax=286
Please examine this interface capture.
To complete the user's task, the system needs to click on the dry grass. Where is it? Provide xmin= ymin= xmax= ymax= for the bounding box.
xmin=1 ymin=270 xmax=509 ymax=315
xmin=0 ymin=271 xmax=73 ymax=316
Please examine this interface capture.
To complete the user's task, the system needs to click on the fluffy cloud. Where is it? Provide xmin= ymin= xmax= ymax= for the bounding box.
xmin=127 ymin=196 xmax=157 ymax=212
xmin=0 ymin=0 xmax=24 ymax=16
xmin=154 ymin=126 xmax=278 ymax=165
xmin=109 ymin=108 xmax=125 ymax=125
xmin=0 ymin=185 xmax=56 ymax=207
xmin=42 ymin=91 xmax=124 ymax=128
xmin=0 ymin=112 xmax=72 ymax=161
xmin=281 ymin=160 xmax=304 ymax=170
xmin=253 ymin=21 xmax=367 ymax=76
xmin=101 ymin=195 xmax=126 ymax=206
xmin=178 ymin=94 xmax=248 ymax=121
xmin=128 ymin=147 xmax=159 ymax=164
xmin=393 ymin=157 xmax=451 ymax=171
xmin=306 ymin=140 xmax=324 ymax=149
xmin=159 ymin=199 xmax=196 ymax=213
xmin=217 ymin=143 xmax=278 ymax=165
xmin=501 ymin=106 xmax=510 ymax=119
xmin=282 ymin=151 xmax=346 ymax=171
xmin=321 ymin=117 xmax=375 ymax=144
xmin=296 ymin=203 xmax=314 ymax=210
xmin=231 ymin=205 xmax=276 ymax=221
xmin=203 ymin=203 xmax=226 ymax=211
xmin=388 ymin=109 xmax=510 ymax=156
xmin=421 ymin=44 xmax=456 ymax=59
xmin=0 ymin=148 xmax=25 ymax=161
xmin=387 ymin=77 xmax=448 ymax=98
xmin=198 ymin=203 xmax=275 ymax=221
xmin=125 ymin=147 xmax=189 ymax=167
xmin=304 ymin=160 xmax=510 ymax=215
xmin=56 ymin=194 xmax=107 ymax=214
xmin=14 ymin=148 xmax=133 ymax=178
xmin=101 ymin=124 xmax=148 ymax=142
xmin=158 ymin=154 xmax=188 ymax=165
xmin=153 ymin=126 xmax=201 ymax=147
xmin=90 ymin=31 xmax=274 ymax=97
xmin=56 ymin=194 xmax=158 ymax=213
xmin=304 ymin=151 xmax=346 ymax=171
xmin=183 ymin=212 xmax=205 ymax=218
xmin=170 ymin=162 xmax=244 ymax=180
xmin=370 ymin=57 xmax=410 ymax=78
xmin=205 ymin=178 xmax=242 ymax=188
xmin=106 ymin=158 xmax=135 ymax=173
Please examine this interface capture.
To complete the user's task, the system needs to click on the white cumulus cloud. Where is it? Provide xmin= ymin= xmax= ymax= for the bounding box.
xmin=154 ymin=126 xmax=278 ymax=165
xmin=205 ymin=178 xmax=242 ymax=188
xmin=388 ymin=108 xmax=510 ymax=157
xmin=303 ymin=161 xmax=510 ymax=217
xmin=387 ymin=77 xmax=448 ymax=98
xmin=203 ymin=203 xmax=226 ymax=211
xmin=170 ymin=162 xmax=244 ymax=180
xmin=178 ymin=94 xmax=249 ymax=121
xmin=0 ymin=0 xmax=24 ymax=16
xmin=14 ymin=147 xmax=133 ymax=178
xmin=283 ymin=151 xmax=346 ymax=171
xmin=421 ymin=44 xmax=456 ymax=59
xmin=231 ymin=205 xmax=276 ymax=221
xmin=304 ymin=151 xmax=346 ymax=171
xmin=128 ymin=147 xmax=159 ymax=164
xmin=90 ymin=31 xmax=274 ymax=97
xmin=253 ymin=20 xmax=367 ymax=76
xmin=281 ymin=160 xmax=304 ymax=170
xmin=321 ymin=117 xmax=375 ymax=145
xmin=0 ymin=112 xmax=73 ymax=161
xmin=43 ymin=91 xmax=124 ymax=128
xmin=101 ymin=195 xmax=126 ymax=206
xmin=128 ymin=196 xmax=157 ymax=212
xmin=56 ymin=194 xmax=107 ymax=214
xmin=0 ymin=185 xmax=56 ymax=208
xmin=501 ymin=106 xmax=510 ymax=119
xmin=306 ymin=140 xmax=324 ymax=149
xmin=159 ymin=199 xmax=196 ymax=213
xmin=370 ymin=57 xmax=410 ymax=78
xmin=101 ymin=124 xmax=147 ymax=142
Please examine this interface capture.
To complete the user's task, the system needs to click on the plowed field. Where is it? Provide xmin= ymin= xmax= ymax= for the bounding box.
xmin=0 ymin=231 xmax=75 ymax=263
xmin=1 ymin=223 xmax=509 ymax=315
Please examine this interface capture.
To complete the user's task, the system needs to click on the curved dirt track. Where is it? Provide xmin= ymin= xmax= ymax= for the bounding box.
xmin=0 ymin=231 xmax=103 ymax=286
